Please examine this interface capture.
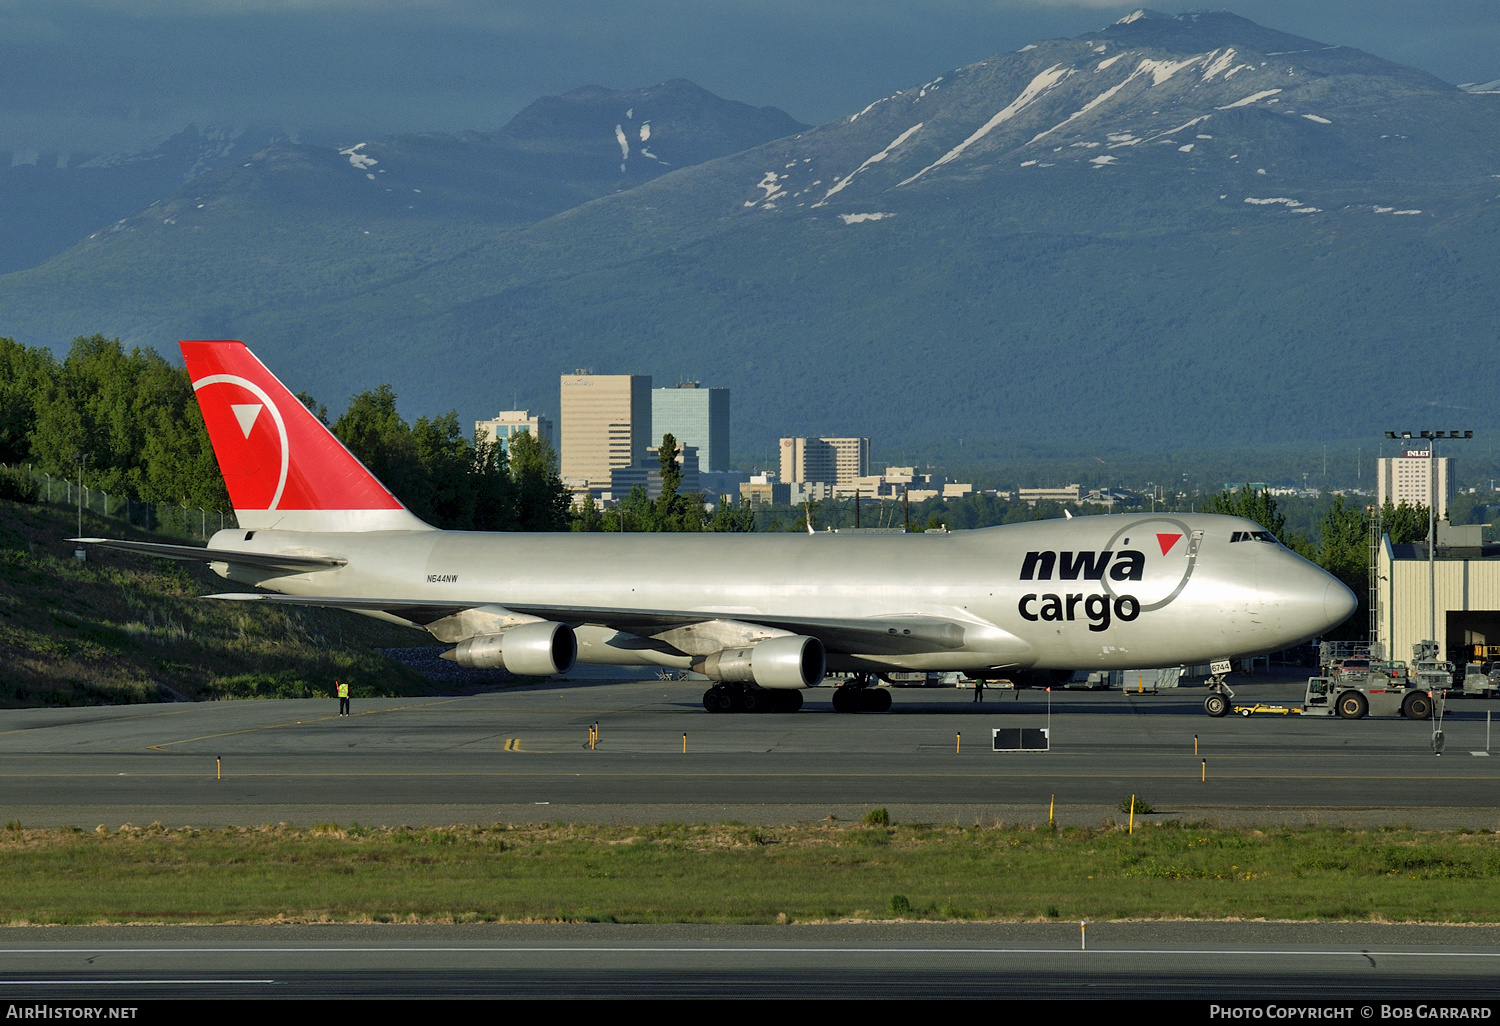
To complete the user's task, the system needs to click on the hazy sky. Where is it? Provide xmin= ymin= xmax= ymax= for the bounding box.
xmin=2 ymin=0 xmax=1496 ymax=154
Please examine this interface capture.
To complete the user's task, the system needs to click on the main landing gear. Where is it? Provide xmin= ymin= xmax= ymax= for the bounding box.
xmin=702 ymin=683 xmax=804 ymax=714
xmin=832 ymin=674 xmax=892 ymax=713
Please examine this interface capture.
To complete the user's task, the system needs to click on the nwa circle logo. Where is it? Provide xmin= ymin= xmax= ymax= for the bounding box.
xmin=192 ymin=373 xmax=290 ymax=510
xmin=1016 ymin=517 xmax=1198 ymax=631
xmin=1101 ymin=517 xmax=1198 ymax=612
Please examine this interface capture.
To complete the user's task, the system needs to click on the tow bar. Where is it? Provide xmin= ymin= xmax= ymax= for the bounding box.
xmin=1234 ymin=704 xmax=1302 ymax=717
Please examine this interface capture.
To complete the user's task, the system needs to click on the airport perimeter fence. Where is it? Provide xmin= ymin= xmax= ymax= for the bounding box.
xmin=2 ymin=463 xmax=237 ymax=543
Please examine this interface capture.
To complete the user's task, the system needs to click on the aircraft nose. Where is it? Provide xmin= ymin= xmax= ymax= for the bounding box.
xmin=1324 ymin=577 xmax=1358 ymax=631
xmin=1260 ymin=549 xmax=1357 ymax=639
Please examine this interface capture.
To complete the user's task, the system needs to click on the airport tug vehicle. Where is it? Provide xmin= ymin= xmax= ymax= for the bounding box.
xmin=1202 ymin=645 xmax=1440 ymax=720
xmin=1297 ymin=674 xmax=1436 ymax=720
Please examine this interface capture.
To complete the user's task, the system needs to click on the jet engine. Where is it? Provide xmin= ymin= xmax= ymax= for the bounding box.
xmin=443 ymin=621 xmax=577 ymax=676
xmin=691 ymin=635 xmax=826 ymax=689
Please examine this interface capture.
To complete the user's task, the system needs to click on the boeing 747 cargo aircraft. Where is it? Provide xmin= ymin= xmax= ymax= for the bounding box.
xmin=76 ymin=341 xmax=1356 ymax=714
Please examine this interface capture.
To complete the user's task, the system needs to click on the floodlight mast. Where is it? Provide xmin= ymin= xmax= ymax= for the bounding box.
xmin=1384 ymin=429 xmax=1474 ymax=658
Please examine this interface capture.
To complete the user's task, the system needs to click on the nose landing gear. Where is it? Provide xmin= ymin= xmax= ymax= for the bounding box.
xmin=1202 ymin=670 xmax=1235 ymax=717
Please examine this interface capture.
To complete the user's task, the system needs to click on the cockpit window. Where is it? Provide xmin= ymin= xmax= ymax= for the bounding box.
xmin=1230 ymin=530 xmax=1279 ymax=544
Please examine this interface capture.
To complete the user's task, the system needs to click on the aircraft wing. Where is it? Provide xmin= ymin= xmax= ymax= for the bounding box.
xmin=204 ymin=592 xmax=970 ymax=655
xmin=507 ymin=602 xmax=970 ymax=656
xmin=74 ymin=538 xmax=347 ymax=574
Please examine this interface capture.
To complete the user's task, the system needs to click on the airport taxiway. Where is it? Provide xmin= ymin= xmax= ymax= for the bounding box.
xmin=2 ymin=676 xmax=1498 ymax=829
xmin=3 ymin=922 xmax=1500 ymax=999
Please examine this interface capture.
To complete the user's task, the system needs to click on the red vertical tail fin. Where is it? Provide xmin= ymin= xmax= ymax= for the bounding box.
xmin=182 ymin=340 xmax=432 ymax=532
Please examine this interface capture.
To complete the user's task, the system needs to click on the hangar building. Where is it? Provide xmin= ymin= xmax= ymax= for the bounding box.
xmin=1376 ymin=525 xmax=1500 ymax=665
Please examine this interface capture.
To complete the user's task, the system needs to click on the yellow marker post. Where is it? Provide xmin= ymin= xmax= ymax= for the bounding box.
xmin=682 ymin=733 xmax=687 ymax=754
xmin=1080 ymin=921 xmax=1087 ymax=951
xmin=956 ymin=732 xmax=961 ymax=754
xmin=216 ymin=756 xmax=221 ymax=781
xmin=1128 ymin=794 xmax=1135 ymax=834
xmin=1049 ymin=794 xmax=1055 ymax=827
xmin=1201 ymin=758 xmax=1206 ymax=782
xmin=1194 ymin=734 xmax=1198 ymax=756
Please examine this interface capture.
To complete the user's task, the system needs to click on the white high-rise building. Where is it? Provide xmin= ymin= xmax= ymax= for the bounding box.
xmin=1378 ymin=450 xmax=1453 ymax=519
xmin=475 ymin=410 xmax=553 ymax=451
xmin=779 ymin=437 xmax=869 ymax=487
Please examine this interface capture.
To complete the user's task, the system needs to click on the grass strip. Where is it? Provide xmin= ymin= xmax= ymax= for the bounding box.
xmin=0 ymin=499 xmax=431 ymax=706
xmin=5 ymin=817 xmax=1500 ymax=925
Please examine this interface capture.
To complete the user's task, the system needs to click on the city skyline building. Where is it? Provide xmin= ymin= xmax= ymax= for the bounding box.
xmin=559 ymin=372 xmax=652 ymax=486
xmin=779 ymin=436 xmax=869 ymax=488
xmin=1378 ymin=452 xmax=1453 ymax=519
xmin=652 ymin=382 xmax=731 ymax=472
xmin=609 ymin=444 xmax=701 ymax=501
xmin=474 ymin=409 xmax=553 ymax=451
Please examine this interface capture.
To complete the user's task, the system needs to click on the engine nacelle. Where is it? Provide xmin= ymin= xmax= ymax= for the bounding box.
xmin=445 ymin=621 xmax=577 ymax=676
xmin=692 ymin=635 xmax=826 ymax=689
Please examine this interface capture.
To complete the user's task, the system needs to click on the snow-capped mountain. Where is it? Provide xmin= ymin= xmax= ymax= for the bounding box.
xmin=731 ymin=9 xmax=1470 ymax=222
xmin=0 ymin=125 xmax=289 ymax=274
xmin=2 ymin=12 xmax=1497 ymax=453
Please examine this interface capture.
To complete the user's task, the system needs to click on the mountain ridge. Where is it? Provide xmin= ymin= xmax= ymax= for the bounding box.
xmin=0 ymin=125 xmax=293 ymax=275
xmin=2 ymin=12 xmax=1497 ymax=455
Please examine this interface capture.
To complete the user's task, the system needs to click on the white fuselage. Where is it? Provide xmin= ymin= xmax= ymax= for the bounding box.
xmin=210 ymin=512 xmax=1356 ymax=673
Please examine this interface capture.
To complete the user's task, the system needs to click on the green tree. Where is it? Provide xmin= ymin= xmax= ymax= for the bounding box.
xmin=1030 ymin=499 xmax=1065 ymax=523
xmin=651 ymin=433 xmax=707 ymax=532
xmin=0 ymin=337 xmax=55 ymax=465
xmin=412 ymin=411 xmax=479 ymax=529
xmin=1001 ymin=501 xmax=1040 ymax=525
xmin=1203 ymin=486 xmax=1288 ymax=540
xmin=1380 ymin=500 xmax=1431 ymax=545
xmin=508 ymin=429 xmax=570 ymax=532
xmin=135 ymin=379 xmax=225 ymax=509
xmin=29 ymin=335 xmax=226 ymax=508
xmin=333 ymin=386 xmax=535 ymax=530
xmin=707 ymin=496 xmax=756 ymax=532
xmin=571 ymin=493 xmax=604 ymax=532
xmin=1316 ymin=496 xmax=1368 ymax=579
xmin=1312 ymin=497 xmax=1373 ymax=641
xmin=468 ymin=437 xmax=517 ymax=531
xmin=603 ymin=484 xmax=654 ymax=532
xmin=333 ymin=385 xmax=428 ymax=515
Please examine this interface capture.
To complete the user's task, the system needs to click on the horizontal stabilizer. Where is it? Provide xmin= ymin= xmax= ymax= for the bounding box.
xmin=73 ymin=538 xmax=346 ymax=574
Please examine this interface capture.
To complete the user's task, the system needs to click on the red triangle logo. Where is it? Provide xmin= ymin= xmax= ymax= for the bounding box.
xmin=1156 ymin=533 xmax=1182 ymax=555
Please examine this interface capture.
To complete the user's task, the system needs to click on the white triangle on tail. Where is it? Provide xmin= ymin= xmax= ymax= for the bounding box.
xmin=231 ymin=403 xmax=263 ymax=439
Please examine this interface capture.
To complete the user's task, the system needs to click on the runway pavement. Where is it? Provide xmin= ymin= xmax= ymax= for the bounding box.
xmin=3 ymin=922 xmax=1500 ymax=999
xmin=3 ymin=676 xmax=1499 ymax=828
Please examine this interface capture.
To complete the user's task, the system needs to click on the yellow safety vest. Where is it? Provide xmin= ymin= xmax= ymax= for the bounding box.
xmin=337 ymin=682 xmax=349 ymax=698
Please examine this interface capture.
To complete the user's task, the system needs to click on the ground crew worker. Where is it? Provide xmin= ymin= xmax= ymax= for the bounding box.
xmin=337 ymin=680 xmax=350 ymax=717
xmin=973 ymin=677 xmax=984 ymax=703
